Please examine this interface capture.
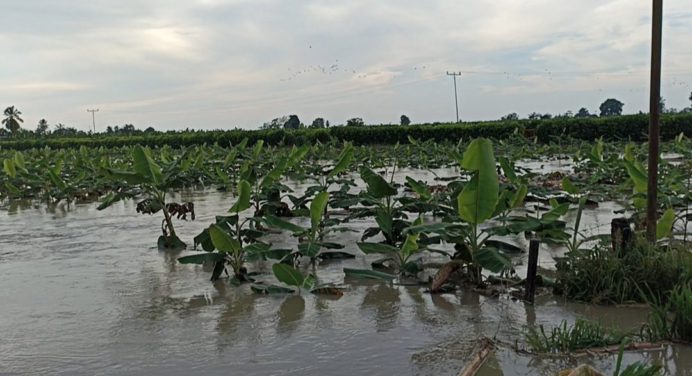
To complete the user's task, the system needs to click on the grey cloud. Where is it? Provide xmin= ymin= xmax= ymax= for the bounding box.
xmin=1 ymin=0 xmax=691 ymax=131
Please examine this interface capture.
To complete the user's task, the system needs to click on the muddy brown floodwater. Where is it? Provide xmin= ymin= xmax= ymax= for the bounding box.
xmin=1 ymin=182 xmax=690 ymax=375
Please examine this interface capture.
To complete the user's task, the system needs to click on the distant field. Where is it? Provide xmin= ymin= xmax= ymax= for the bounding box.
xmin=1 ymin=113 xmax=691 ymax=150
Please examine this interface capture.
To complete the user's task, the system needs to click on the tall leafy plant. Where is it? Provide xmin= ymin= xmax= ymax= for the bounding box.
xmin=264 ymin=191 xmax=352 ymax=265
xmin=454 ymin=138 xmax=508 ymax=282
xmin=179 ymin=180 xmax=276 ymax=283
xmin=98 ymin=146 xmax=194 ymax=249
xmin=409 ymin=139 xmax=526 ymax=284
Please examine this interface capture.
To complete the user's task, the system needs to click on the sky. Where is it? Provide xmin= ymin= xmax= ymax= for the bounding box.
xmin=1 ymin=0 xmax=692 ymax=132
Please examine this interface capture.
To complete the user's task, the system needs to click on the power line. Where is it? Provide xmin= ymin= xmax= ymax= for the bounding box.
xmin=87 ymin=109 xmax=99 ymax=133
xmin=457 ymin=68 xmax=692 ymax=77
xmin=446 ymin=71 xmax=461 ymax=123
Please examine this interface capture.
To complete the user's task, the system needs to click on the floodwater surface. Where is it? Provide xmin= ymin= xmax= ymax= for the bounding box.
xmin=1 ymin=187 xmax=690 ymax=375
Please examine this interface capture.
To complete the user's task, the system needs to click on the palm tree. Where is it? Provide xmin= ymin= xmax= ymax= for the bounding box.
xmin=2 ymin=106 xmax=24 ymax=135
xmin=36 ymin=118 xmax=49 ymax=135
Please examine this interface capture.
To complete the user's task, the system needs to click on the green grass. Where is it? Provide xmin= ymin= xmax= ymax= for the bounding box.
xmin=641 ymin=281 xmax=692 ymax=343
xmin=525 ymin=319 xmax=626 ymax=353
xmin=554 ymin=238 xmax=691 ymax=304
xmin=613 ymin=341 xmax=663 ymax=376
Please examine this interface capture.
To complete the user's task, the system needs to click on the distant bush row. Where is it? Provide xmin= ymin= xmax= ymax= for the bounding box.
xmin=1 ymin=113 xmax=691 ymax=150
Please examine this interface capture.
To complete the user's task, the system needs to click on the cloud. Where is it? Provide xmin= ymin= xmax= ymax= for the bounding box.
xmin=1 ymin=0 xmax=691 ymax=131
xmin=9 ymin=81 xmax=90 ymax=93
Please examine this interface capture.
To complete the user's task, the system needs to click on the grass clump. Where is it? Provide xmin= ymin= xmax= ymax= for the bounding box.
xmin=615 ymin=363 xmax=663 ymax=376
xmin=612 ymin=341 xmax=663 ymax=376
xmin=641 ymin=281 xmax=692 ymax=343
xmin=525 ymin=319 xmax=626 ymax=353
xmin=554 ymin=238 xmax=691 ymax=304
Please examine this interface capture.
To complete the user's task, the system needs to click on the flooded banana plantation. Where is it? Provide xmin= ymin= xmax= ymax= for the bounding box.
xmin=1 ymin=138 xmax=690 ymax=375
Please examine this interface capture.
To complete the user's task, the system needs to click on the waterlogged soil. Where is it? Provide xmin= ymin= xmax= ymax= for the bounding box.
xmin=1 ymin=180 xmax=690 ymax=375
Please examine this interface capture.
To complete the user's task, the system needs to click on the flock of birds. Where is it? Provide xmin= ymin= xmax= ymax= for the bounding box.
xmin=279 ymin=59 xmax=430 ymax=81
xmin=277 ymin=46 xmax=691 ymax=96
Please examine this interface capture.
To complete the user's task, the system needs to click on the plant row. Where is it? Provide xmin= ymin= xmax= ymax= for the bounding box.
xmin=1 ymin=113 xmax=691 ymax=150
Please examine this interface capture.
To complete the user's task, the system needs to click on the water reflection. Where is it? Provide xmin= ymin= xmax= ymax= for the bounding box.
xmin=430 ymin=293 xmax=456 ymax=311
xmin=361 ymin=284 xmax=400 ymax=332
xmin=160 ymin=248 xmax=185 ymax=272
xmin=2 ymin=188 xmax=691 ymax=376
xmin=277 ymin=295 xmax=305 ymax=336
xmin=3 ymin=199 xmax=38 ymax=214
xmin=215 ymin=293 xmax=259 ymax=351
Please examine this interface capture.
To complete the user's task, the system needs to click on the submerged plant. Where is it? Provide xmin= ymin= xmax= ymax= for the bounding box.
xmin=407 ymin=138 xmax=528 ymax=285
xmin=613 ymin=341 xmax=663 ymax=376
xmin=98 ymin=146 xmax=194 ymax=249
xmin=178 ymin=180 xmax=278 ymax=283
xmin=525 ymin=319 xmax=625 ymax=353
xmin=356 ymin=217 xmax=427 ymax=277
xmin=355 ymin=164 xmax=409 ymax=246
xmin=264 ymin=190 xmax=353 ymax=265
xmin=252 ymin=263 xmax=345 ymax=296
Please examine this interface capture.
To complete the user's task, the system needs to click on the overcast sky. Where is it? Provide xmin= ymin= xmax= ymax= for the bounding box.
xmin=2 ymin=0 xmax=691 ymax=131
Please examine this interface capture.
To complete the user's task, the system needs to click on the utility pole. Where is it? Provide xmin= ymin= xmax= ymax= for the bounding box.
xmin=646 ymin=0 xmax=663 ymax=243
xmin=87 ymin=109 xmax=99 ymax=133
xmin=446 ymin=71 xmax=461 ymax=123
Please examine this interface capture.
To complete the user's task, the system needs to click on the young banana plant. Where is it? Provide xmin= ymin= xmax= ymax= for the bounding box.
xmin=264 ymin=191 xmax=352 ymax=266
xmin=408 ymin=138 xmax=529 ymax=285
xmin=288 ymin=142 xmax=355 ymax=216
xmin=97 ymin=146 xmax=194 ymax=249
xmin=354 ymin=164 xmax=407 ymax=246
xmin=355 ymin=216 xmax=426 ymax=277
xmin=622 ymin=144 xmax=678 ymax=242
xmin=179 ymin=180 xmax=277 ymax=283
xmin=252 ymin=262 xmax=346 ymax=296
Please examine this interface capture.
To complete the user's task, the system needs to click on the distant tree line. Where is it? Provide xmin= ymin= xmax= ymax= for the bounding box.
xmin=0 ymin=106 xmax=158 ymax=139
xmin=500 ymin=95 xmax=692 ymax=121
xmin=4 ymin=91 xmax=692 ymax=138
xmin=260 ymin=113 xmax=414 ymax=130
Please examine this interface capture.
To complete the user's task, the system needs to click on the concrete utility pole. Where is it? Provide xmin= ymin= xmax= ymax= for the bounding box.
xmin=87 ymin=109 xmax=99 ymax=133
xmin=646 ymin=0 xmax=663 ymax=243
xmin=446 ymin=71 xmax=461 ymax=122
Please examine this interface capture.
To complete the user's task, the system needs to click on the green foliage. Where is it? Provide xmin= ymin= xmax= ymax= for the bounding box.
xmin=555 ymin=239 xmax=691 ymax=304
xmin=452 ymin=138 xmax=511 ymax=282
xmin=655 ymin=208 xmax=675 ymax=240
xmin=310 ymin=191 xmax=329 ymax=231
xmin=343 ymin=267 xmax=396 ymax=281
xmin=457 ymin=138 xmax=498 ymax=224
xmin=209 ymin=223 xmax=241 ymax=253
xmin=525 ymin=319 xmax=625 ymax=353
xmin=615 ymin=363 xmax=662 ymax=376
xmin=327 ymin=143 xmax=353 ymax=180
xmin=272 ymin=263 xmax=314 ymax=289
xmin=599 ymin=98 xmax=624 ymax=117
xmin=182 ymin=179 xmax=270 ymax=282
xmin=2 ymin=106 xmax=24 ymax=134
xmin=642 ymin=282 xmax=692 ymax=342
xmin=360 ymin=166 xmax=397 ymax=198
xmin=264 ymin=190 xmax=338 ymax=265
xmin=229 ymin=180 xmax=252 ymax=213
xmin=132 ymin=146 xmax=163 ymax=185
xmin=612 ymin=342 xmax=663 ymax=376
xmin=3 ymin=113 xmax=690 ymax=151
xmin=97 ymin=145 xmax=192 ymax=248
xmin=356 ymin=217 xmax=427 ymax=276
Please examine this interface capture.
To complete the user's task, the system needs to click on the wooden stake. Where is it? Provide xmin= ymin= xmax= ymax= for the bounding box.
xmin=646 ymin=0 xmax=663 ymax=242
xmin=611 ymin=218 xmax=633 ymax=257
xmin=524 ymin=240 xmax=539 ymax=303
